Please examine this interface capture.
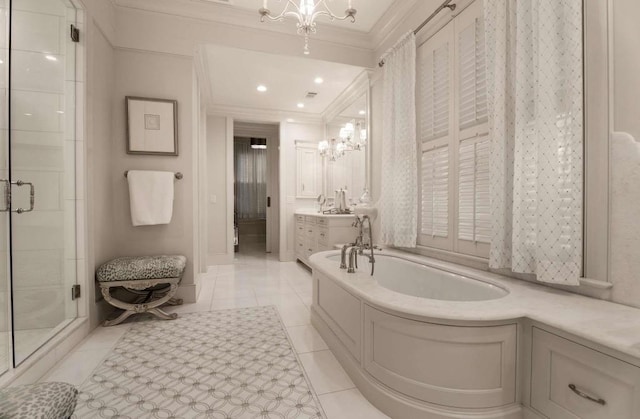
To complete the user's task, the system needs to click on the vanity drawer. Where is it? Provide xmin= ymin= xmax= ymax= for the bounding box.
xmin=531 ymin=327 xmax=640 ymax=419
xmin=296 ymin=215 xmax=305 ymax=223
xmin=317 ymin=227 xmax=329 ymax=245
xmin=304 ymin=216 xmax=317 ymax=224
xmin=317 ymin=217 xmax=328 ymax=226
xmin=305 ymin=224 xmax=315 ymax=237
xmin=296 ymin=222 xmax=305 ymax=236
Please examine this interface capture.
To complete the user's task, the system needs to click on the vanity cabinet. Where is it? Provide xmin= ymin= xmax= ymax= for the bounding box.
xmin=530 ymin=328 xmax=640 ymax=419
xmin=295 ymin=213 xmax=356 ymax=266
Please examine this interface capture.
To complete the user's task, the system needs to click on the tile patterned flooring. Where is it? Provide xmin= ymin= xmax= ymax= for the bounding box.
xmin=41 ymin=243 xmax=389 ymax=419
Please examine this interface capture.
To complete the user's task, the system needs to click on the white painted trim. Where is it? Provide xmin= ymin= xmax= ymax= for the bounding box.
xmin=583 ymin=0 xmax=611 ymax=284
xmin=233 ymin=122 xmax=281 ymax=255
xmin=322 ymin=70 xmax=372 ymax=122
xmin=226 ymin=117 xmax=235 ymax=260
xmin=370 ymin=0 xmax=420 ymax=52
xmin=174 ymin=283 xmax=197 ymax=303
xmin=207 ymin=104 xmax=322 ymax=124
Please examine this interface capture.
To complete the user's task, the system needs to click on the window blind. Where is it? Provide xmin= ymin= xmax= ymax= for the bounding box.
xmin=458 ymin=137 xmax=490 ymax=243
xmin=418 ymin=42 xmax=450 ymax=142
xmin=458 ymin=17 xmax=487 ymax=130
xmin=421 ymin=145 xmax=449 ymax=237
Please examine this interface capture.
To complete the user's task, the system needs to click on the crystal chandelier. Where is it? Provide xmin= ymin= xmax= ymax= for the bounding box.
xmin=259 ymin=0 xmax=357 ymax=55
xmin=318 ymin=121 xmax=367 ymax=161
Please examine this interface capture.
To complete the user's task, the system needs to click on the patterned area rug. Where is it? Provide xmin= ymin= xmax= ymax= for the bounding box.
xmin=73 ymin=306 xmax=325 ymax=418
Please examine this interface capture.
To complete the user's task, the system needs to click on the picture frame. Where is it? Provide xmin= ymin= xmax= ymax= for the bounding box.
xmin=126 ymin=96 xmax=179 ymax=156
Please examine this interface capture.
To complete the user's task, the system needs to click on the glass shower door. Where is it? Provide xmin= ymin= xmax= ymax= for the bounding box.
xmin=0 ymin=0 xmax=10 ymax=375
xmin=9 ymin=0 xmax=78 ymax=365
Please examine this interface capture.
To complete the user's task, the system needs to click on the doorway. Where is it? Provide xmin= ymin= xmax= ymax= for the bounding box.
xmin=233 ymin=123 xmax=279 ymax=257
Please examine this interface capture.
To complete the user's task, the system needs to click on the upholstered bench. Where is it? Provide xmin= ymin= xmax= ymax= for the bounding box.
xmin=97 ymin=255 xmax=187 ymax=326
xmin=0 ymin=382 xmax=78 ymax=418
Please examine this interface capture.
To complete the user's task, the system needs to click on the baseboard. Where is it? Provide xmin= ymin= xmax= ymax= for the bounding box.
xmin=175 ymin=283 xmax=197 ymax=304
xmin=522 ymin=406 xmax=545 ymax=419
xmin=0 ymin=317 xmax=90 ymax=388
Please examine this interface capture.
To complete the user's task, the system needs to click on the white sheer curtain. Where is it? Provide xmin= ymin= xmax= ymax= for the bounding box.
xmin=380 ymin=32 xmax=418 ymax=248
xmin=234 ymin=139 xmax=267 ymax=220
xmin=485 ymin=0 xmax=583 ymax=285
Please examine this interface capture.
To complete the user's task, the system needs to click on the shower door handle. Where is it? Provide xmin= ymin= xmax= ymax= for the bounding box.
xmin=0 ymin=179 xmax=9 ymax=212
xmin=10 ymin=180 xmax=35 ymax=214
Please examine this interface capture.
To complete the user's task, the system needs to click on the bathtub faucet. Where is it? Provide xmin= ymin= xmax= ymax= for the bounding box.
xmin=341 ymin=217 xmax=365 ymax=269
xmin=346 ymin=215 xmax=380 ymax=276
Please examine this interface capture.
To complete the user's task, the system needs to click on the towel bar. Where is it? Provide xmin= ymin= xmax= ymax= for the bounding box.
xmin=124 ymin=171 xmax=183 ymax=179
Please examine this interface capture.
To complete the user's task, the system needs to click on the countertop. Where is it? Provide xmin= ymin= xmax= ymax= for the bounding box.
xmin=295 ymin=209 xmax=358 ymax=219
xmin=309 ymin=248 xmax=640 ymax=361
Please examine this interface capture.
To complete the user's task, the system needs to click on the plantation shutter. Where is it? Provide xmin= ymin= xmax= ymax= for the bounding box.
xmin=458 ymin=15 xmax=488 ymax=130
xmin=421 ymin=144 xmax=449 ymax=237
xmin=417 ymin=21 xmax=454 ymax=250
xmin=458 ymin=137 xmax=490 ymax=243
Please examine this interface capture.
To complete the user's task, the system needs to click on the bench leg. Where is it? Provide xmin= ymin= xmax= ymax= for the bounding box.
xmin=103 ymin=309 xmax=137 ymax=327
xmin=147 ymin=307 xmax=178 ymax=321
xmin=100 ymin=281 xmax=180 ymax=326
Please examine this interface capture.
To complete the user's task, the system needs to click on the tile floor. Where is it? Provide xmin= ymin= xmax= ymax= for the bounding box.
xmin=41 ymin=239 xmax=390 ymax=419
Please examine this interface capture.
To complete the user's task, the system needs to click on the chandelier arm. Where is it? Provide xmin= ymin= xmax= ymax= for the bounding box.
xmin=313 ymin=1 xmax=356 ymax=23
xmin=260 ymin=1 xmax=303 ymax=23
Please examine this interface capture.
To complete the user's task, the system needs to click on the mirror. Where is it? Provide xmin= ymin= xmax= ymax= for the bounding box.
xmin=322 ymin=83 xmax=370 ymax=205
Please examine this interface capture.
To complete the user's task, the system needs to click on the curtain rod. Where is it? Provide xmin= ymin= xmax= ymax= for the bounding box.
xmin=378 ymin=0 xmax=457 ymax=68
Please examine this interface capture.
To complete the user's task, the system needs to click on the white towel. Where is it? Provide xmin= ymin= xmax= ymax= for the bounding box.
xmin=127 ymin=170 xmax=175 ymax=226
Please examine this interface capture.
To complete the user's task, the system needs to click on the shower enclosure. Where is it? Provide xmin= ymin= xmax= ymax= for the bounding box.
xmin=0 ymin=0 xmax=79 ymax=373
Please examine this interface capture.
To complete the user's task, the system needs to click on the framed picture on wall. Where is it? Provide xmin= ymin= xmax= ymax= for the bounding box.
xmin=126 ymin=96 xmax=179 ymax=156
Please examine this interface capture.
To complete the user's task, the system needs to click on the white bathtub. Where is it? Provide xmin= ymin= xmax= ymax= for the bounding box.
xmin=310 ymin=250 xmax=520 ymax=419
xmin=327 ymin=253 xmax=508 ymax=301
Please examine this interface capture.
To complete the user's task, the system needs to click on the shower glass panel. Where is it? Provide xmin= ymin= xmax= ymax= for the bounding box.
xmin=0 ymin=0 xmax=9 ymax=375
xmin=10 ymin=0 xmax=78 ymax=365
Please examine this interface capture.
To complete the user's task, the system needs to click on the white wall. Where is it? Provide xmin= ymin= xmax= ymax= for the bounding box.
xmin=206 ymin=115 xmax=232 ymax=265
xmin=279 ymin=121 xmax=325 ymax=261
xmin=608 ymin=0 xmax=640 ymax=309
xmin=84 ymin=2 xmax=117 ymax=327
xmin=111 ymin=49 xmax=196 ymax=302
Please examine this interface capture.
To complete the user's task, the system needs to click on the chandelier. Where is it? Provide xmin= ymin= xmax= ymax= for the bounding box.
xmin=259 ymin=0 xmax=357 ymax=55
xmin=318 ymin=121 xmax=367 ymax=161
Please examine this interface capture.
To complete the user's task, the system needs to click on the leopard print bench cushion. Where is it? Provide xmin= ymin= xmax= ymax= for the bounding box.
xmin=0 ymin=381 xmax=78 ymax=418
xmin=96 ymin=255 xmax=187 ymax=282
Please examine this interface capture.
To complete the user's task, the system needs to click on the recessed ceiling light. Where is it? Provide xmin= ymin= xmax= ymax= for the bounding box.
xmin=257 ymin=85 xmax=267 ymax=92
xmin=359 ymin=110 xmax=366 ymax=115
xmin=24 ymin=113 xmax=32 ymax=116
xmin=45 ymin=55 xmax=58 ymax=61
xmin=57 ymin=110 xmax=64 ymax=114
xmin=286 ymin=118 xmax=295 ymax=123
xmin=314 ymin=77 xmax=324 ymax=84
xmin=0 ymin=59 xmax=3 ymax=64
xmin=297 ymin=103 xmax=305 ymax=109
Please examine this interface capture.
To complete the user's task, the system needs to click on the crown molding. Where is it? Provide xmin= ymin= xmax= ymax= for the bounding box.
xmin=369 ymin=0 xmax=421 ymax=53
xmin=322 ymin=70 xmax=372 ymax=122
xmin=113 ymin=0 xmax=374 ymax=50
xmin=207 ymin=104 xmax=323 ymax=125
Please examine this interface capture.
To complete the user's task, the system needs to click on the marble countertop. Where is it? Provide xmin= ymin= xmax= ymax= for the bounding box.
xmin=309 ymin=248 xmax=640 ymax=361
xmin=295 ymin=209 xmax=357 ymax=219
